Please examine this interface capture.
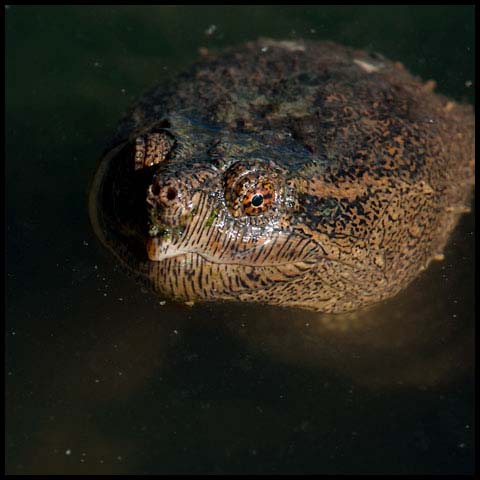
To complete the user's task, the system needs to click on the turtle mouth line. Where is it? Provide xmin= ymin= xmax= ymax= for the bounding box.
xmin=145 ymin=237 xmax=319 ymax=269
xmin=151 ymin=250 xmax=319 ymax=270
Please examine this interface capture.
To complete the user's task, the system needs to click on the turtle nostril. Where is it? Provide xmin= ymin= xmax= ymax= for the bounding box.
xmin=152 ymin=183 xmax=161 ymax=196
xmin=166 ymin=187 xmax=177 ymax=201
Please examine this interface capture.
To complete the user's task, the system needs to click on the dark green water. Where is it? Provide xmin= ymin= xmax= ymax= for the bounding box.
xmin=6 ymin=6 xmax=475 ymax=474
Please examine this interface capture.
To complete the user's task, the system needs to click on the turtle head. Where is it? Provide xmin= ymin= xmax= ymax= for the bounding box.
xmin=89 ymin=115 xmax=331 ymax=309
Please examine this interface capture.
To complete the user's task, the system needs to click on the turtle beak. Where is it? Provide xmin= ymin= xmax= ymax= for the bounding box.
xmin=146 ymin=236 xmax=189 ymax=261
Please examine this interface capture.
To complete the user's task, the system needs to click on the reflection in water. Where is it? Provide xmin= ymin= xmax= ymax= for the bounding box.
xmin=222 ymin=277 xmax=474 ymax=390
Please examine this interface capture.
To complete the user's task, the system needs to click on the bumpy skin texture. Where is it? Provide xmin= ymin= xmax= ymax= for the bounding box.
xmin=89 ymin=39 xmax=475 ymax=313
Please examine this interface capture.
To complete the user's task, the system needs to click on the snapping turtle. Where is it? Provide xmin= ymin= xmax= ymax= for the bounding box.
xmin=89 ymin=39 xmax=474 ymax=313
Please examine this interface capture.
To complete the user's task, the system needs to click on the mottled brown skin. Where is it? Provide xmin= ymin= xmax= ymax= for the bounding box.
xmin=89 ymin=39 xmax=474 ymax=313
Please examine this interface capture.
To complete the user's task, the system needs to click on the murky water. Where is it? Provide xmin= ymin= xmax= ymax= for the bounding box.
xmin=6 ymin=6 xmax=474 ymax=474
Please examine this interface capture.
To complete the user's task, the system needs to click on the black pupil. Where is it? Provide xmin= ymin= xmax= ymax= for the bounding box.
xmin=251 ymin=194 xmax=264 ymax=207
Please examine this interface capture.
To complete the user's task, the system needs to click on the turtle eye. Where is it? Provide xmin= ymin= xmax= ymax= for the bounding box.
xmin=223 ymin=161 xmax=279 ymax=218
xmin=242 ymin=182 xmax=275 ymax=216
xmin=225 ymin=174 xmax=275 ymax=217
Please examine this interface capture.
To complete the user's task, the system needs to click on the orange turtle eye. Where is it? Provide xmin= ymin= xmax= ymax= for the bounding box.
xmin=224 ymin=161 xmax=279 ymax=218
xmin=242 ymin=181 xmax=275 ymax=216
xmin=225 ymin=175 xmax=275 ymax=217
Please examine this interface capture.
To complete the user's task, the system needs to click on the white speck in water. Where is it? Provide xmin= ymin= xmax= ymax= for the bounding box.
xmin=159 ymin=300 xmax=166 ymax=306
xmin=205 ymin=24 xmax=217 ymax=36
xmin=121 ymin=88 xmax=126 ymax=94
xmin=117 ymin=456 xmax=123 ymax=462
xmin=94 ymin=378 xmax=100 ymax=383
xmin=118 ymin=297 xmax=123 ymax=302
xmin=118 ymin=371 xmax=123 ymax=376
xmin=261 ymin=46 xmax=269 ymax=53
xmin=11 ymin=331 xmax=16 ymax=336
xmin=458 ymin=442 xmax=466 ymax=449
xmin=82 ymin=240 xmax=89 ymax=246
xmin=103 ymin=293 xmax=107 ymax=297
xmin=94 ymin=265 xmax=98 ymax=270
xmin=93 ymin=61 xmax=102 ymax=68
xmin=173 ymin=329 xmax=179 ymax=335
xmin=65 ymin=449 xmax=72 ymax=456
xmin=465 ymin=80 xmax=472 ymax=87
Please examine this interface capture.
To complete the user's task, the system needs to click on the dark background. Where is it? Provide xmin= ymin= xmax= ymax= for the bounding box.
xmin=6 ymin=5 xmax=475 ymax=474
